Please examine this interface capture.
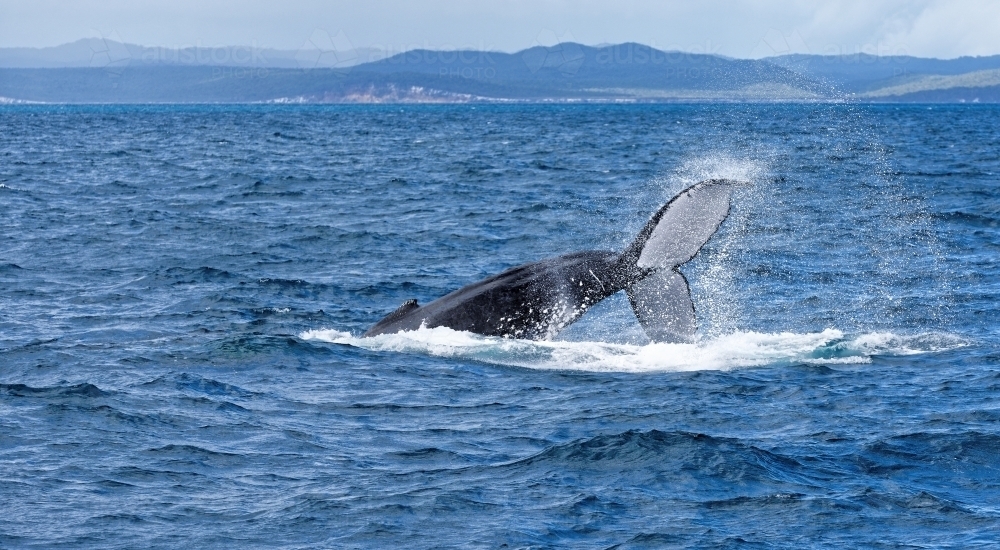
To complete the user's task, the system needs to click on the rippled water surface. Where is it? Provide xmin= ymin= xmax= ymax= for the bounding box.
xmin=2 ymin=104 xmax=999 ymax=548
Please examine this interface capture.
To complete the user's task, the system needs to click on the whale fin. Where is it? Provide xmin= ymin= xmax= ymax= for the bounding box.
xmin=622 ymin=179 xmax=741 ymax=270
xmin=366 ymin=299 xmax=419 ymax=335
xmin=627 ymin=269 xmax=696 ymax=343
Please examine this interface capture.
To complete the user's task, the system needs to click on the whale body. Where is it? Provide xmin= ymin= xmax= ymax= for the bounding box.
xmin=363 ymin=179 xmax=742 ymax=343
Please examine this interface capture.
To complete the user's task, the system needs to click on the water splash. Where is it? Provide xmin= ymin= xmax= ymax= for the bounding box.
xmin=659 ymin=153 xmax=774 ymax=338
xmin=300 ymin=326 xmax=965 ymax=373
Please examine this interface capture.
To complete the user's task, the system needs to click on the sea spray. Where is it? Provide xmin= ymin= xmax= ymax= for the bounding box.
xmin=301 ymin=326 xmax=966 ymax=373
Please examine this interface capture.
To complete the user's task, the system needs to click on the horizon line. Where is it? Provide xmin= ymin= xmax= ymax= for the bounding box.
xmin=3 ymin=38 xmax=1000 ymax=62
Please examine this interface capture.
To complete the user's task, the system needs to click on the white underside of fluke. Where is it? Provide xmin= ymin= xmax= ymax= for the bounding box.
xmin=627 ymin=269 xmax=696 ymax=343
xmin=637 ymin=181 xmax=737 ymax=269
xmin=629 ymin=180 xmax=740 ymax=342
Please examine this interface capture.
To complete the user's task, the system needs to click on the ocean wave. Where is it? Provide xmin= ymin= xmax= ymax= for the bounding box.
xmin=1 ymin=382 xmax=108 ymax=399
xmin=143 ymin=266 xmax=239 ymax=285
xmin=489 ymin=430 xmax=820 ymax=495
xmin=299 ymin=326 xmax=967 ymax=372
xmin=165 ymin=372 xmax=257 ymax=399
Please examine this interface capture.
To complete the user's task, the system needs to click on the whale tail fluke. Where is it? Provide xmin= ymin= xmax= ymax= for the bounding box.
xmin=627 ymin=269 xmax=697 ymax=343
xmin=621 ymin=179 xmax=743 ymax=343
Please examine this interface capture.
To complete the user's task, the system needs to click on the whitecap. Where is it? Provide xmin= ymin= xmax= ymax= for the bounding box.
xmin=299 ymin=327 xmax=966 ymax=373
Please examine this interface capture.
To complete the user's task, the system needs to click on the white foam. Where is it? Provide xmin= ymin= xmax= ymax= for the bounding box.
xmin=0 ymin=96 xmax=43 ymax=104
xmin=299 ymin=326 xmax=966 ymax=373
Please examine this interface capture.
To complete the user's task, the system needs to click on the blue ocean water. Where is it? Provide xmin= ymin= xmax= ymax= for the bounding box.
xmin=1 ymin=103 xmax=998 ymax=548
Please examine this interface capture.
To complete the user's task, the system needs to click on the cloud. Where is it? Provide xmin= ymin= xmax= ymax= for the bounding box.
xmin=877 ymin=0 xmax=1000 ymax=58
xmin=779 ymin=0 xmax=1000 ymax=58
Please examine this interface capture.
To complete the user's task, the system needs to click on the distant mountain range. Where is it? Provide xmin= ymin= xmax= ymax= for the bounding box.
xmin=0 ymin=38 xmax=385 ymax=69
xmin=2 ymin=39 xmax=999 ymax=103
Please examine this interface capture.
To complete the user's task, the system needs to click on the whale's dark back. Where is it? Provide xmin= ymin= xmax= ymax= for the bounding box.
xmin=363 ymin=251 xmax=630 ymax=339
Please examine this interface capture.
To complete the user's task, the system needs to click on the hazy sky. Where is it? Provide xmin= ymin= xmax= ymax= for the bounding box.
xmin=3 ymin=0 xmax=999 ymax=59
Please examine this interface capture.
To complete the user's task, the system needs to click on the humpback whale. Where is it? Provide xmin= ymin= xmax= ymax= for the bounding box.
xmin=363 ymin=179 xmax=743 ymax=343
